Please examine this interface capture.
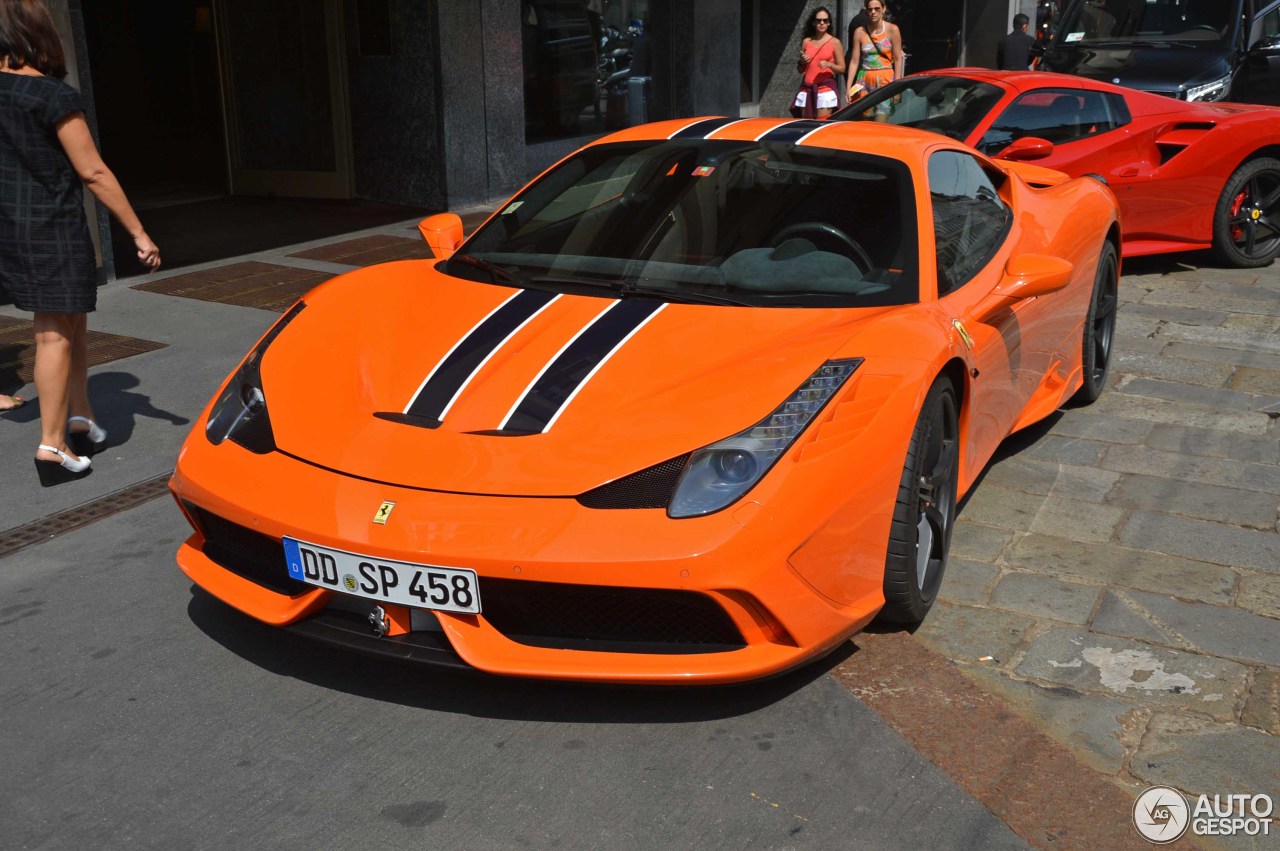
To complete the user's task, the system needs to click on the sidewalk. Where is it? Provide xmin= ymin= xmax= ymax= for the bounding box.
xmin=1 ymin=216 xmax=1276 ymax=842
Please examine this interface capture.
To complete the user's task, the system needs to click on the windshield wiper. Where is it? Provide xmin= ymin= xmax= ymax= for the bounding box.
xmin=530 ymin=274 xmax=753 ymax=306
xmin=448 ymin=253 xmax=527 ymax=286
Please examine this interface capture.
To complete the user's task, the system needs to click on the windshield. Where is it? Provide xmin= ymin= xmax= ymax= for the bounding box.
xmin=1056 ymin=0 xmax=1239 ymax=45
xmin=447 ymin=140 xmax=920 ymax=307
xmin=830 ymin=76 xmax=1004 ymax=142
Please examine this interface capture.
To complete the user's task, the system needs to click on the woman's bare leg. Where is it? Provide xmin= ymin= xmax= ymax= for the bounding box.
xmin=66 ymin=313 xmax=96 ymax=430
xmin=33 ymin=312 xmax=84 ymax=462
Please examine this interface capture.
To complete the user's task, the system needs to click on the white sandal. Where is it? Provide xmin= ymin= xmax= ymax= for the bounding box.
xmin=68 ymin=416 xmax=108 ymax=455
xmin=35 ymin=444 xmax=92 ymax=486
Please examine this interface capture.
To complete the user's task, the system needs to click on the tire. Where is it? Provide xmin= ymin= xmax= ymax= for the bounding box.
xmin=877 ymin=376 xmax=959 ymax=625
xmin=1072 ymin=240 xmax=1118 ymax=405
xmin=1212 ymin=157 xmax=1280 ymax=268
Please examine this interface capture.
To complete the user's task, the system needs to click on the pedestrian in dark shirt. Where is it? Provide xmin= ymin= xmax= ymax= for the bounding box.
xmin=996 ymin=13 xmax=1035 ymax=70
xmin=0 ymin=0 xmax=160 ymax=485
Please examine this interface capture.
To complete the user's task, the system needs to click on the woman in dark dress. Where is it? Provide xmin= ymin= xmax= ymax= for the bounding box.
xmin=0 ymin=0 xmax=160 ymax=485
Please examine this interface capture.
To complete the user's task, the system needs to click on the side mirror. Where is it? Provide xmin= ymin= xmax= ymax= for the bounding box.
xmin=418 ymin=213 xmax=464 ymax=259
xmin=998 ymin=136 xmax=1054 ymax=162
xmin=997 ymin=253 xmax=1073 ymax=298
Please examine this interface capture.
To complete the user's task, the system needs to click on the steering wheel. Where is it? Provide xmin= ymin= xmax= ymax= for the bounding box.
xmin=771 ymin=222 xmax=874 ymax=272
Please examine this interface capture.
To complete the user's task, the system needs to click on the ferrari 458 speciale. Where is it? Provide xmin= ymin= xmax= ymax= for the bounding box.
xmin=833 ymin=69 xmax=1280 ymax=267
xmin=172 ymin=117 xmax=1119 ymax=684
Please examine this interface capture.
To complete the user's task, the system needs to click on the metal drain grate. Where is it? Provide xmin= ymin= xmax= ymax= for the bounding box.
xmin=131 ymin=261 xmax=329 ymax=312
xmin=0 ymin=318 xmax=168 ymax=385
xmin=0 ymin=472 xmax=174 ymax=560
xmin=288 ymin=235 xmax=431 ymax=266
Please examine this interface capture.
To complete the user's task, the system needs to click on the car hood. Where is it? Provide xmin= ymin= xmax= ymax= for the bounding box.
xmin=259 ymin=262 xmax=894 ymax=496
xmin=1040 ymin=42 xmax=1232 ymax=95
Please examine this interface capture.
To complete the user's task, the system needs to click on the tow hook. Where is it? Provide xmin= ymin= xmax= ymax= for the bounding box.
xmin=369 ymin=606 xmax=391 ymax=638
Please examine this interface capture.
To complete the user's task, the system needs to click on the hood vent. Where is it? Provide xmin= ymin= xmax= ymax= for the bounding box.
xmin=374 ymin=411 xmax=441 ymax=429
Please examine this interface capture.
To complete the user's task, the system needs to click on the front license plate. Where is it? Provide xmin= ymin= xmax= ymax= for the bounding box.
xmin=283 ymin=537 xmax=481 ymax=614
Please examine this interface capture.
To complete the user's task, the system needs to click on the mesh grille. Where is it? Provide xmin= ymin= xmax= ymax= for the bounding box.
xmin=576 ymin=454 xmax=689 ymax=510
xmin=185 ymin=503 xmax=309 ymax=596
xmin=479 ymin=577 xmax=744 ymax=651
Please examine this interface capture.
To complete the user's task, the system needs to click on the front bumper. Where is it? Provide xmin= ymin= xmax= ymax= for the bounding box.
xmin=172 ymin=439 xmax=886 ymax=684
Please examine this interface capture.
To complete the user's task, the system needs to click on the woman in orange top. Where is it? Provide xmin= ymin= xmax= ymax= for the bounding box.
xmin=848 ymin=0 xmax=903 ymax=119
xmin=794 ymin=7 xmax=845 ymax=119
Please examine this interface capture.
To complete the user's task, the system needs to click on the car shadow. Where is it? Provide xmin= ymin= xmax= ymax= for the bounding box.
xmin=956 ymin=410 xmax=1061 ymax=518
xmin=185 ymin=586 xmax=859 ymax=721
xmin=1121 ymin=251 xmax=1211 ymax=276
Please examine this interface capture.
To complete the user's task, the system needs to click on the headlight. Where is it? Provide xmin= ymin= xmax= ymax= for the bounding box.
xmin=668 ymin=358 xmax=862 ymax=518
xmin=205 ymin=301 xmax=306 ymax=453
xmin=1185 ymin=74 xmax=1231 ymax=102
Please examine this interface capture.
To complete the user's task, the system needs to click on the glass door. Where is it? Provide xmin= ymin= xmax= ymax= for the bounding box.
xmin=214 ymin=0 xmax=353 ymax=197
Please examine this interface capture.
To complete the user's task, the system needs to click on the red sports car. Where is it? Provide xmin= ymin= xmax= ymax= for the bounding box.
xmin=833 ymin=69 xmax=1280 ymax=267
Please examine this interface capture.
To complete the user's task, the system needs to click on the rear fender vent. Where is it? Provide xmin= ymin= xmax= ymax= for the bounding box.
xmin=1155 ymin=122 xmax=1216 ymax=166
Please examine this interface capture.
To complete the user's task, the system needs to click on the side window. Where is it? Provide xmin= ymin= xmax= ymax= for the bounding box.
xmin=977 ymin=89 xmax=1129 ymax=155
xmin=1264 ymin=8 xmax=1280 ymax=39
xmin=929 ymin=151 xmax=1012 ymax=295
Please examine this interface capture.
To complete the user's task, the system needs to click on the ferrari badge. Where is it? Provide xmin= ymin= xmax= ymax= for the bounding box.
xmin=373 ymin=501 xmax=396 ymax=525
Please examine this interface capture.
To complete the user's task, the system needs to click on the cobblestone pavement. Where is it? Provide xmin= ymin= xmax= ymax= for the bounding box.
xmin=917 ymin=253 xmax=1280 ymax=819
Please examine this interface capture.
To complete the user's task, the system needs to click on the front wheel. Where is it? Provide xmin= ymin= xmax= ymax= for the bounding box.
xmin=1072 ymin=240 xmax=1118 ymax=405
xmin=1213 ymin=157 xmax=1280 ymax=268
xmin=877 ymin=376 xmax=959 ymax=625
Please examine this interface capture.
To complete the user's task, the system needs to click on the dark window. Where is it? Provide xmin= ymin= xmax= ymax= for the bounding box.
xmin=1056 ymin=0 xmax=1238 ymax=44
xmin=928 ymin=151 xmax=1011 ymax=295
xmin=977 ymin=89 xmax=1129 ymax=154
xmin=523 ymin=1 xmax=657 ymax=142
xmin=1263 ymin=7 xmax=1280 ymax=39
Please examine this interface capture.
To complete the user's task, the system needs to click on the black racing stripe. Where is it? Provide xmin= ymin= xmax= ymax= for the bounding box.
xmin=669 ymin=117 xmax=735 ymax=139
xmin=405 ymin=289 xmax=556 ymax=420
xmin=504 ymin=300 xmax=663 ymax=433
xmin=758 ymin=120 xmax=825 ymax=144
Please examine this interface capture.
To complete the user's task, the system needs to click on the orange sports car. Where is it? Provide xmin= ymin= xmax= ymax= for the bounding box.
xmin=171 ymin=117 xmax=1120 ymax=684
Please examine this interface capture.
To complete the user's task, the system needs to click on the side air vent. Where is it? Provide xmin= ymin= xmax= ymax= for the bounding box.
xmin=1155 ymin=123 xmax=1217 ymax=166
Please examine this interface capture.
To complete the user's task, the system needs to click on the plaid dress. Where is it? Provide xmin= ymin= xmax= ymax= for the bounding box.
xmin=0 ymin=73 xmax=96 ymax=313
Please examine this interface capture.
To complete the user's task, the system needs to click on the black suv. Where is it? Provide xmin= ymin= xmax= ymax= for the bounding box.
xmin=1038 ymin=0 xmax=1280 ymax=105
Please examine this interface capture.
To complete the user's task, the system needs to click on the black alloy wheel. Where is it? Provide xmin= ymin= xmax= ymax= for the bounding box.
xmin=1072 ymin=240 xmax=1118 ymax=405
xmin=878 ymin=376 xmax=959 ymax=625
xmin=1213 ymin=157 xmax=1280 ymax=268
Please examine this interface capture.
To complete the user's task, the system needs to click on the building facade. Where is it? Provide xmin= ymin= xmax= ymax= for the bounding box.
xmin=51 ymin=0 xmax=1030 ymax=278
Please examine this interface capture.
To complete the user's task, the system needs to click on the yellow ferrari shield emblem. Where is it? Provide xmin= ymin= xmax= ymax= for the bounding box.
xmin=1253 ymin=208 xmax=1262 ymax=220
xmin=952 ymin=318 xmax=974 ymax=350
xmin=373 ymin=501 xmax=396 ymax=525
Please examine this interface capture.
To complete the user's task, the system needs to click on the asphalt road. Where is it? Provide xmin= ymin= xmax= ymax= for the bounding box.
xmin=0 ymin=498 xmax=1026 ymax=850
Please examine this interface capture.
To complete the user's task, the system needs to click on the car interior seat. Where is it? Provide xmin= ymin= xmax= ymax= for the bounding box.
xmin=1044 ymin=94 xmax=1084 ymax=142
